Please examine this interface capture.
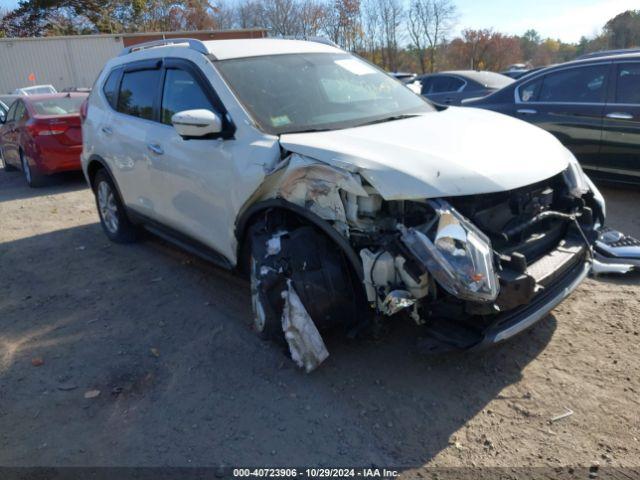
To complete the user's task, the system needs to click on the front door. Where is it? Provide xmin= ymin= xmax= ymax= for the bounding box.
xmin=513 ymin=63 xmax=609 ymax=167
xmin=145 ymin=60 xmax=243 ymax=259
xmin=599 ymin=61 xmax=640 ymax=182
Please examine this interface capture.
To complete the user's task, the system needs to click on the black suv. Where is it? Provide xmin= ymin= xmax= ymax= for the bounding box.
xmin=467 ymin=53 xmax=640 ymax=184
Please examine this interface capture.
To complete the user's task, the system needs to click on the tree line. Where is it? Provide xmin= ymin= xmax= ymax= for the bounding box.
xmin=1 ymin=0 xmax=639 ymax=74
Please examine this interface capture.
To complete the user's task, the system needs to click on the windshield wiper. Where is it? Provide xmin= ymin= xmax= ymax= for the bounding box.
xmin=357 ymin=114 xmax=420 ymax=127
xmin=285 ymin=127 xmax=333 ymax=134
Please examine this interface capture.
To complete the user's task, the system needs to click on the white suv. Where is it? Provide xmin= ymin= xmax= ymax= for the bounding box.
xmin=82 ymin=38 xmax=605 ymax=370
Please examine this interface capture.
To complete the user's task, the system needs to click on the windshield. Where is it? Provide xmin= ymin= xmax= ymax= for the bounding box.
xmin=216 ymin=53 xmax=434 ymax=134
xmin=32 ymin=96 xmax=85 ymax=116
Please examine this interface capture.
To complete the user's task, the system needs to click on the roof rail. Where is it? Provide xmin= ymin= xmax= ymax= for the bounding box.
xmin=119 ymin=38 xmax=209 ymax=57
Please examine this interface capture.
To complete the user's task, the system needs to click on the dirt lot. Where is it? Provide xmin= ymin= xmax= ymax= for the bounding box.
xmin=0 ymin=168 xmax=638 ymax=473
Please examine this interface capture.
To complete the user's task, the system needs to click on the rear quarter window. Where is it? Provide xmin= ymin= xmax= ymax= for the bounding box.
xmin=102 ymin=69 xmax=121 ymax=109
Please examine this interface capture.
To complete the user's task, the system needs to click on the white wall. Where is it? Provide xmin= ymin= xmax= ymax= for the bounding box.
xmin=0 ymin=35 xmax=124 ymax=94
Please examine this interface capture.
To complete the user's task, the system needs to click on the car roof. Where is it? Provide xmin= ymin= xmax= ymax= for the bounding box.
xmin=577 ymin=48 xmax=640 ymax=60
xmin=201 ymin=38 xmax=343 ymax=60
xmin=423 ymin=70 xmax=514 ymax=88
xmin=541 ymin=52 xmax=640 ymax=70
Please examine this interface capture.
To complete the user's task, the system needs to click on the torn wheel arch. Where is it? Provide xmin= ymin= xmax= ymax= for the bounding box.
xmin=235 ymin=198 xmax=365 ymax=282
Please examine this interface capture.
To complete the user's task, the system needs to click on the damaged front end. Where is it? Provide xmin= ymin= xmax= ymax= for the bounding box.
xmin=245 ymin=153 xmax=606 ymax=370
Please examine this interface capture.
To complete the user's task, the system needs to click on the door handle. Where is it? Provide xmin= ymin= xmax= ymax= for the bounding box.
xmin=517 ymin=109 xmax=538 ymax=115
xmin=147 ymin=143 xmax=164 ymax=155
xmin=101 ymin=126 xmax=113 ymax=135
xmin=606 ymin=112 xmax=633 ymax=120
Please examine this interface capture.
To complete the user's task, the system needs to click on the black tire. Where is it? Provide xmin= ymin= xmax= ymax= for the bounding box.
xmin=247 ymin=220 xmax=361 ymax=341
xmin=250 ymin=254 xmax=287 ymax=340
xmin=1 ymin=148 xmax=17 ymax=172
xmin=20 ymin=151 xmax=45 ymax=187
xmin=93 ymin=169 xmax=139 ymax=243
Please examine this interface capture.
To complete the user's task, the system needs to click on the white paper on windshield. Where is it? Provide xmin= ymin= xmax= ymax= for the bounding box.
xmin=335 ymin=59 xmax=376 ymax=76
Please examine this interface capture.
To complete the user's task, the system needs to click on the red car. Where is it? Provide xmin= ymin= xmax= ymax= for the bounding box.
xmin=0 ymin=93 xmax=87 ymax=187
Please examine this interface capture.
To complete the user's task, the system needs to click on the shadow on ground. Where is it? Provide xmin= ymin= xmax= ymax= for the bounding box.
xmin=0 ymin=170 xmax=87 ymax=203
xmin=0 ymin=222 xmax=555 ymax=468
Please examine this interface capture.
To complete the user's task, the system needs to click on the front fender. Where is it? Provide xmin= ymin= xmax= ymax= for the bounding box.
xmin=235 ymin=198 xmax=364 ymax=281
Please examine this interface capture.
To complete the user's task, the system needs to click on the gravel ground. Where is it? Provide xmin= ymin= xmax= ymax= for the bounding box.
xmin=0 ymin=169 xmax=638 ymax=473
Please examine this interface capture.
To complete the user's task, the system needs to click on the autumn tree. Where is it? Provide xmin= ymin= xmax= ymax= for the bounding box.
xmin=604 ymin=10 xmax=640 ymax=48
xmin=407 ymin=0 xmax=456 ymax=73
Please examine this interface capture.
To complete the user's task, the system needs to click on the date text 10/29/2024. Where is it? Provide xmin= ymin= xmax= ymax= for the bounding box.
xmin=233 ymin=468 xmax=399 ymax=478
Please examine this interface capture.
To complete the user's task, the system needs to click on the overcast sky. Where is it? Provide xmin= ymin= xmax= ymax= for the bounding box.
xmin=0 ymin=0 xmax=636 ymax=43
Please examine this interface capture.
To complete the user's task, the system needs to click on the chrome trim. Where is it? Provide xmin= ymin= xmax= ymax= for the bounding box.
xmin=606 ymin=112 xmax=633 ymax=120
xmin=582 ymin=164 xmax=640 ymax=177
xmin=491 ymin=261 xmax=590 ymax=344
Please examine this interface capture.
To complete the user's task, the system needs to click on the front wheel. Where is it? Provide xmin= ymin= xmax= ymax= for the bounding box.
xmin=94 ymin=169 xmax=139 ymax=243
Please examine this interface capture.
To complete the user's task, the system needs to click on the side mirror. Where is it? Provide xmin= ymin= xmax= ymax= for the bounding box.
xmin=171 ymin=109 xmax=222 ymax=138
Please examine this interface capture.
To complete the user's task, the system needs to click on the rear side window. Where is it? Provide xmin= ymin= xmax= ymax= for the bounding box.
xmin=102 ymin=70 xmax=120 ymax=109
xmin=117 ymin=69 xmax=161 ymax=120
xmin=425 ymin=76 xmax=464 ymax=94
xmin=615 ymin=63 xmax=640 ymax=104
xmin=538 ymin=65 xmax=608 ymax=103
xmin=160 ymin=69 xmax=215 ymax=125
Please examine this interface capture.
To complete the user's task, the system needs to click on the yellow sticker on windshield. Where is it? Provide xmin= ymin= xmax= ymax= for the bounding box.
xmin=270 ymin=115 xmax=291 ymax=127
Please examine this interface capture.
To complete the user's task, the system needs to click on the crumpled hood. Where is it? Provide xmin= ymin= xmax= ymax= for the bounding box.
xmin=280 ymin=107 xmax=572 ymax=200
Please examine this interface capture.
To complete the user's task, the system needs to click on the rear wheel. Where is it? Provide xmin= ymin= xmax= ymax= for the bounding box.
xmin=94 ymin=169 xmax=139 ymax=243
xmin=21 ymin=151 xmax=45 ymax=187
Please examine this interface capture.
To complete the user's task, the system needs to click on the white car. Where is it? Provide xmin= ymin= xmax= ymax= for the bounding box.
xmin=81 ymin=38 xmax=605 ymax=370
xmin=12 ymin=84 xmax=57 ymax=96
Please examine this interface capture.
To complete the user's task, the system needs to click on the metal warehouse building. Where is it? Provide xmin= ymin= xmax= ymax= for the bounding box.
xmin=0 ymin=29 xmax=267 ymax=94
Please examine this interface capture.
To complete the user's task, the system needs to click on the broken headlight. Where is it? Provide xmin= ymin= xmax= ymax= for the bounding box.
xmin=399 ymin=201 xmax=499 ymax=303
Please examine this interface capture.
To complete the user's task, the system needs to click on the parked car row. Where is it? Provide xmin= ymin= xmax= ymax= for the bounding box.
xmin=0 ymin=93 xmax=87 ymax=186
xmin=0 ymin=38 xmax=637 ymax=372
xmin=467 ymin=52 xmax=640 ymax=184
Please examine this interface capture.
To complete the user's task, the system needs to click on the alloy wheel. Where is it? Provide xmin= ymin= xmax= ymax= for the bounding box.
xmin=21 ymin=155 xmax=31 ymax=184
xmin=97 ymin=181 xmax=119 ymax=234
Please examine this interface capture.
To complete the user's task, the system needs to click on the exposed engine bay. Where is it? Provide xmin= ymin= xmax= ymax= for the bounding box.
xmin=246 ymin=153 xmax=611 ymax=370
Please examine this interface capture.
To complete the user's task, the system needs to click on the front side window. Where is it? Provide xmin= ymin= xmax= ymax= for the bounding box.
xmin=161 ymin=69 xmax=215 ymax=125
xmin=216 ymin=53 xmax=433 ymax=134
xmin=615 ymin=63 xmax=640 ymax=104
xmin=117 ymin=69 xmax=161 ymax=120
xmin=519 ymin=77 xmax=544 ymax=102
xmin=538 ymin=65 xmax=608 ymax=103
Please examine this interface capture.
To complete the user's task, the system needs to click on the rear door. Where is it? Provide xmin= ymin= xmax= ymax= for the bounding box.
xmin=109 ymin=60 xmax=164 ymax=219
xmin=599 ymin=61 xmax=640 ymax=181
xmin=513 ymin=63 xmax=609 ymax=166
